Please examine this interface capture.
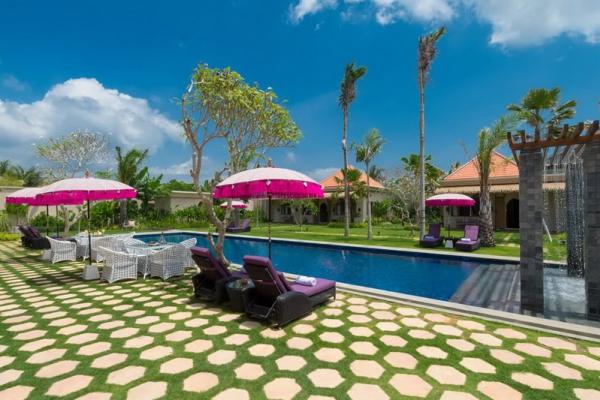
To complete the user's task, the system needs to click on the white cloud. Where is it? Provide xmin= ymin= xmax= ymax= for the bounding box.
xmin=285 ymin=151 xmax=297 ymax=163
xmin=150 ymin=156 xmax=216 ymax=181
xmin=289 ymin=0 xmax=337 ymax=23
xmin=0 ymin=78 xmax=180 ymax=162
xmin=289 ymin=0 xmax=600 ymax=46
xmin=307 ymin=166 xmax=339 ymax=181
xmin=1 ymin=74 xmax=29 ymax=92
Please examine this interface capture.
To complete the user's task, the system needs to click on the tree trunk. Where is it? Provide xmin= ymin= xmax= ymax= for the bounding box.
xmin=342 ymin=107 xmax=350 ymax=238
xmin=479 ymin=179 xmax=495 ymax=246
xmin=119 ymin=200 xmax=127 ymax=226
xmin=366 ymin=161 xmax=372 ymax=240
xmin=418 ymin=75 xmax=426 ymax=239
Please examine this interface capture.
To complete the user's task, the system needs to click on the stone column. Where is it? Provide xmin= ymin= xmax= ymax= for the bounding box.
xmin=584 ymin=141 xmax=600 ymax=320
xmin=519 ymin=149 xmax=544 ymax=315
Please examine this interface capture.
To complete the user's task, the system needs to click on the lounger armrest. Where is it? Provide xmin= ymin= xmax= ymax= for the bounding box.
xmin=274 ymin=291 xmax=312 ymax=327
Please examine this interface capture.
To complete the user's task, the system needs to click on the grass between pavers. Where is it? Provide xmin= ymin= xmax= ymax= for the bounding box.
xmin=0 ymin=242 xmax=597 ymax=400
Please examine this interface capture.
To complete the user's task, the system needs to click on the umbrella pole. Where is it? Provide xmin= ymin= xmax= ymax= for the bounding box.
xmin=268 ymin=195 xmax=272 ymax=259
xmin=87 ymin=200 xmax=92 ymax=266
xmin=46 ymin=205 xmax=49 ymax=236
xmin=55 ymin=205 xmax=59 ymax=238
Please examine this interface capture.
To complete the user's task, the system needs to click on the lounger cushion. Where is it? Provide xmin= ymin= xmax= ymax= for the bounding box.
xmin=191 ymin=247 xmax=230 ymax=278
xmin=288 ymin=279 xmax=335 ymax=297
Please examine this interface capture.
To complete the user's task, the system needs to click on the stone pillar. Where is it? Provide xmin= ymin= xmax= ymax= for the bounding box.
xmin=584 ymin=141 xmax=600 ymax=320
xmin=519 ymin=149 xmax=544 ymax=315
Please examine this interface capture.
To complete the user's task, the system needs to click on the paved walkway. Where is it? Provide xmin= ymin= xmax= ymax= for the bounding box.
xmin=0 ymin=241 xmax=599 ymax=399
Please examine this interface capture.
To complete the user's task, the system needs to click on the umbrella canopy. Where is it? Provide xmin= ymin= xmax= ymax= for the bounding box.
xmin=219 ymin=200 xmax=247 ymax=209
xmin=426 ymin=193 xmax=475 ymax=207
xmin=213 ymin=167 xmax=323 ymax=200
xmin=34 ymin=176 xmax=137 ymax=204
xmin=7 ymin=187 xmax=83 ymax=206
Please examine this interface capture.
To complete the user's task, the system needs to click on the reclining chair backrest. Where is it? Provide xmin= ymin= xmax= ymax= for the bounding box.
xmin=191 ymin=247 xmax=230 ymax=282
xmin=243 ymin=256 xmax=288 ymax=300
xmin=464 ymin=225 xmax=479 ymax=241
xmin=429 ymin=223 xmax=441 ymax=238
xmin=17 ymin=225 xmax=30 ymax=237
xmin=28 ymin=226 xmax=44 ymax=238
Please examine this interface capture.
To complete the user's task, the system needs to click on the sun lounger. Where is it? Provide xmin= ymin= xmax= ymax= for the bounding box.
xmin=455 ymin=225 xmax=481 ymax=252
xmin=18 ymin=225 xmax=50 ymax=249
xmin=226 ymin=218 xmax=251 ymax=233
xmin=420 ymin=223 xmax=443 ymax=247
xmin=242 ymin=255 xmax=336 ymax=327
xmin=191 ymin=247 xmax=244 ymax=302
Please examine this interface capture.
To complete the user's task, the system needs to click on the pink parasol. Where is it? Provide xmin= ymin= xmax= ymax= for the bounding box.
xmin=219 ymin=200 xmax=247 ymax=209
xmin=426 ymin=193 xmax=475 ymax=207
xmin=214 ymin=166 xmax=323 ymax=258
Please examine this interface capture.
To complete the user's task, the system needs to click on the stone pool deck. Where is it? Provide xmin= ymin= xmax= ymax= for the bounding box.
xmin=0 ymin=241 xmax=599 ymax=399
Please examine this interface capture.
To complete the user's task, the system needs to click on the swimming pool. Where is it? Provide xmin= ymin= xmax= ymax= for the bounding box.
xmin=135 ymin=231 xmax=513 ymax=301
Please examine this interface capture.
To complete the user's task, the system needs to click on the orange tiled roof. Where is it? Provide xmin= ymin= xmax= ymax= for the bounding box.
xmin=320 ymin=166 xmax=385 ymax=191
xmin=444 ymin=151 xmax=518 ymax=182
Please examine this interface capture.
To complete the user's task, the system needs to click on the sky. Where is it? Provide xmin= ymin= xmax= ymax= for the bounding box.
xmin=0 ymin=0 xmax=599 ymax=182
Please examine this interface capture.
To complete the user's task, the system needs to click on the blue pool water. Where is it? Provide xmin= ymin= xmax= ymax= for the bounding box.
xmin=136 ymin=232 xmax=495 ymax=300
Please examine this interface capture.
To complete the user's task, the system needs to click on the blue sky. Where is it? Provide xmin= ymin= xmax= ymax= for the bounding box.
xmin=0 ymin=0 xmax=599 ymax=182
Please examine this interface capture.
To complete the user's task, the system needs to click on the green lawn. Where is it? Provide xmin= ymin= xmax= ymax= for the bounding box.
xmin=243 ymin=223 xmax=567 ymax=262
xmin=0 ymin=241 xmax=599 ymax=399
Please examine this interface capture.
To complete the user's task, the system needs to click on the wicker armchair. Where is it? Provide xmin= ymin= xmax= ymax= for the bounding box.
xmin=149 ymin=244 xmax=188 ymax=280
xmin=47 ymin=237 xmax=78 ymax=264
xmin=179 ymin=238 xmax=197 ymax=268
xmin=98 ymin=246 xmax=139 ymax=283
xmin=91 ymin=236 xmax=121 ymax=262
xmin=125 ymin=245 xmax=154 ymax=278
xmin=122 ymin=237 xmax=146 ymax=248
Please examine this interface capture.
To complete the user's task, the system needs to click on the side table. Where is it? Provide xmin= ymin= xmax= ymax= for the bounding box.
xmin=226 ymin=279 xmax=255 ymax=313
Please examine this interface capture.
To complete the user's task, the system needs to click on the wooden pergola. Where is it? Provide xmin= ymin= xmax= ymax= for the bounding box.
xmin=507 ymin=120 xmax=599 ymax=167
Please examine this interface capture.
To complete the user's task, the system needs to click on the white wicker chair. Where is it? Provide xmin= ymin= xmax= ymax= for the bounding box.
xmin=47 ymin=237 xmax=77 ymax=264
xmin=99 ymin=246 xmax=139 ymax=284
xmin=122 ymin=237 xmax=146 ymax=248
xmin=149 ymin=244 xmax=187 ymax=280
xmin=178 ymin=238 xmax=197 ymax=268
xmin=91 ymin=236 xmax=120 ymax=262
xmin=125 ymin=245 xmax=154 ymax=278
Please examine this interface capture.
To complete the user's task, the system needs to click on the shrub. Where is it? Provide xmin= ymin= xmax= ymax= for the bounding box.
xmin=0 ymin=232 xmax=19 ymax=241
xmin=0 ymin=212 xmax=10 ymax=232
xmin=30 ymin=213 xmax=65 ymax=233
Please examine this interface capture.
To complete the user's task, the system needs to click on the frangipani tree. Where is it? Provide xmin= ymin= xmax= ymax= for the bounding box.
xmin=181 ymin=64 xmax=300 ymax=265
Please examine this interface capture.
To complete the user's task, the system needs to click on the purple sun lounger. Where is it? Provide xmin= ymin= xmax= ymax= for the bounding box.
xmin=190 ymin=247 xmax=245 ymax=302
xmin=419 ymin=223 xmax=443 ymax=248
xmin=226 ymin=219 xmax=251 ymax=233
xmin=242 ymin=255 xmax=336 ymax=327
xmin=455 ymin=225 xmax=481 ymax=252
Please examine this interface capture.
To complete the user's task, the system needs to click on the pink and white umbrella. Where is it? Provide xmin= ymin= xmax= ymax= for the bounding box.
xmin=35 ymin=174 xmax=137 ymax=264
xmin=426 ymin=193 xmax=476 ymax=236
xmin=219 ymin=200 xmax=247 ymax=209
xmin=214 ymin=166 xmax=323 ymax=258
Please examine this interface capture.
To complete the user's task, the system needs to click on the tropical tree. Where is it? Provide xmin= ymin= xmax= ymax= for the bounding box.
xmin=115 ymin=146 xmax=150 ymax=225
xmin=283 ymin=199 xmax=318 ymax=231
xmin=367 ymin=165 xmax=385 ymax=182
xmin=7 ymin=165 xmax=44 ymax=187
xmin=339 ymin=62 xmax=367 ymax=239
xmin=449 ymin=161 xmax=462 ymax=173
xmin=354 ymin=128 xmax=385 ymax=239
xmin=401 ymin=153 xmax=444 ymax=192
xmin=0 ymin=160 xmax=11 ymax=176
xmin=181 ymin=64 xmax=300 ymax=265
xmin=507 ymin=87 xmax=576 ymax=138
xmin=417 ymin=27 xmax=445 ymax=238
xmin=474 ymin=114 xmax=519 ymax=247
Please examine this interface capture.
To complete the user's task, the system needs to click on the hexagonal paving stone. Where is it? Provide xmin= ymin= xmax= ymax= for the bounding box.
xmin=308 ymin=368 xmax=344 ymax=388
xmin=78 ymin=342 xmax=111 ymax=356
xmin=248 ymin=343 xmax=275 ymax=357
xmin=235 ymin=362 xmax=265 ymax=380
xmin=574 ymin=388 xmax=600 ymax=400
xmin=36 ymin=360 xmax=79 ymax=378
xmin=286 ymin=337 xmax=312 ymax=350
xmin=372 ymin=311 xmax=396 ymax=320
xmin=67 ymin=333 xmax=98 ymax=345
xmin=490 ymin=349 xmax=524 ymax=364
xmin=57 ymin=324 xmax=87 ymax=335
xmin=396 ymin=306 xmax=420 ymax=316
xmin=135 ymin=315 xmax=159 ymax=325
xmin=276 ymin=355 xmax=307 ymax=371
xmin=511 ymin=372 xmax=553 ymax=390
xmin=19 ymin=338 xmax=55 ymax=352
xmin=261 ymin=328 xmax=286 ymax=340
xmin=417 ymin=345 xmax=447 ymax=359
xmin=46 ymin=374 xmax=93 ymax=397
xmin=91 ymin=352 xmax=128 ymax=369
xmin=184 ymin=317 xmax=209 ymax=328
xmin=165 ymin=330 xmax=192 ymax=342
xmin=350 ymin=360 xmax=384 ymax=379
xmin=440 ymin=391 xmax=479 ymax=400
xmin=185 ymin=339 xmax=214 ymax=353
xmin=538 ymin=336 xmax=577 ymax=351
xmin=140 ymin=346 xmax=172 ymax=361
xmin=292 ymin=323 xmax=315 ymax=334
xmin=347 ymin=296 xmax=367 ymax=304
xmin=348 ymin=314 xmax=372 ymax=324
xmin=433 ymin=324 xmax=463 ymax=336
xmin=376 ymin=322 xmax=400 ymax=332
xmin=106 ymin=365 xmax=146 ymax=385
xmin=401 ymin=317 xmax=427 ymax=328
xmin=321 ymin=318 xmax=344 ymax=328
xmin=565 ymin=354 xmax=600 ymax=371
xmin=447 ymin=339 xmax=475 ymax=352
xmin=26 ymin=348 xmax=66 ymax=364
xmin=494 ymin=328 xmax=526 ymax=339
xmin=111 ymin=327 xmax=139 ymax=339
xmin=204 ymin=325 xmax=227 ymax=335
xmin=207 ymin=349 xmax=236 ymax=365
xmin=263 ymin=377 xmax=301 ymax=400
xmin=0 ymin=385 xmax=33 ymax=400
xmin=349 ymin=341 xmax=378 ymax=355
xmin=456 ymin=320 xmax=485 ymax=331
xmin=0 ymin=369 xmax=23 ymax=385
xmin=127 ymin=381 xmax=167 ymax=400
xmin=384 ymin=351 xmax=418 ymax=369
xmin=380 ymin=335 xmax=407 ymax=347
xmin=124 ymin=336 xmax=154 ymax=349
xmin=320 ymin=331 xmax=344 ymax=343
xmin=76 ymin=392 xmax=112 ymax=400
xmin=588 ymin=347 xmax=600 ymax=357
xmin=424 ymin=313 xmax=450 ymax=323
xmin=471 ymin=333 xmax=502 ymax=346
xmin=148 ymin=322 xmax=175 ymax=333
xmin=389 ymin=373 xmax=432 ymax=398
xmin=225 ymin=333 xmax=250 ymax=345
xmin=427 ymin=365 xmax=466 ymax=385
xmin=98 ymin=320 xmax=124 ymax=330
xmin=160 ymin=357 xmax=193 ymax=374
xmin=514 ymin=343 xmax=551 ymax=358
xmin=14 ymin=330 xmax=45 ymax=340
xmin=408 ymin=329 xmax=436 ymax=340
xmin=347 ymin=383 xmax=389 ymax=400
xmin=169 ymin=311 xmax=191 ymax=320
xmin=183 ymin=372 xmax=219 ymax=393
xmin=460 ymin=357 xmax=496 ymax=374
xmin=542 ymin=362 xmax=582 ymax=380
xmin=477 ymin=381 xmax=522 ymax=400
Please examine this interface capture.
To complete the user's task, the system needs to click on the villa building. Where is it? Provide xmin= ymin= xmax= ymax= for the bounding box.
xmin=437 ymin=151 xmax=565 ymax=231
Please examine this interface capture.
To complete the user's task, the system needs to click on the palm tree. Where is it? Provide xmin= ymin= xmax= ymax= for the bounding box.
xmin=0 ymin=160 xmax=10 ymax=176
xmin=417 ymin=27 xmax=445 ymax=238
xmin=367 ymin=165 xmax=385 ymax=182
xmin=115 ymin=146 xmax=149 ymax=225
xmin=339 ymin=62 xmax=367 ymax=238
xmin=475 ymin=114 xmax=519 ymax=247
xmin=355 ymin=129 xmax=385 ymax=240
xmin=449 ymin=161 xmax=462 ymax=173
xmin=507 ymin=87 xmax=576 ymax=137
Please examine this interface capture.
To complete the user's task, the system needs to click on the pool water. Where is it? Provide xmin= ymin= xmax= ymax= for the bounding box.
xmin=137 ymin=232 xmax=493 ymax=301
